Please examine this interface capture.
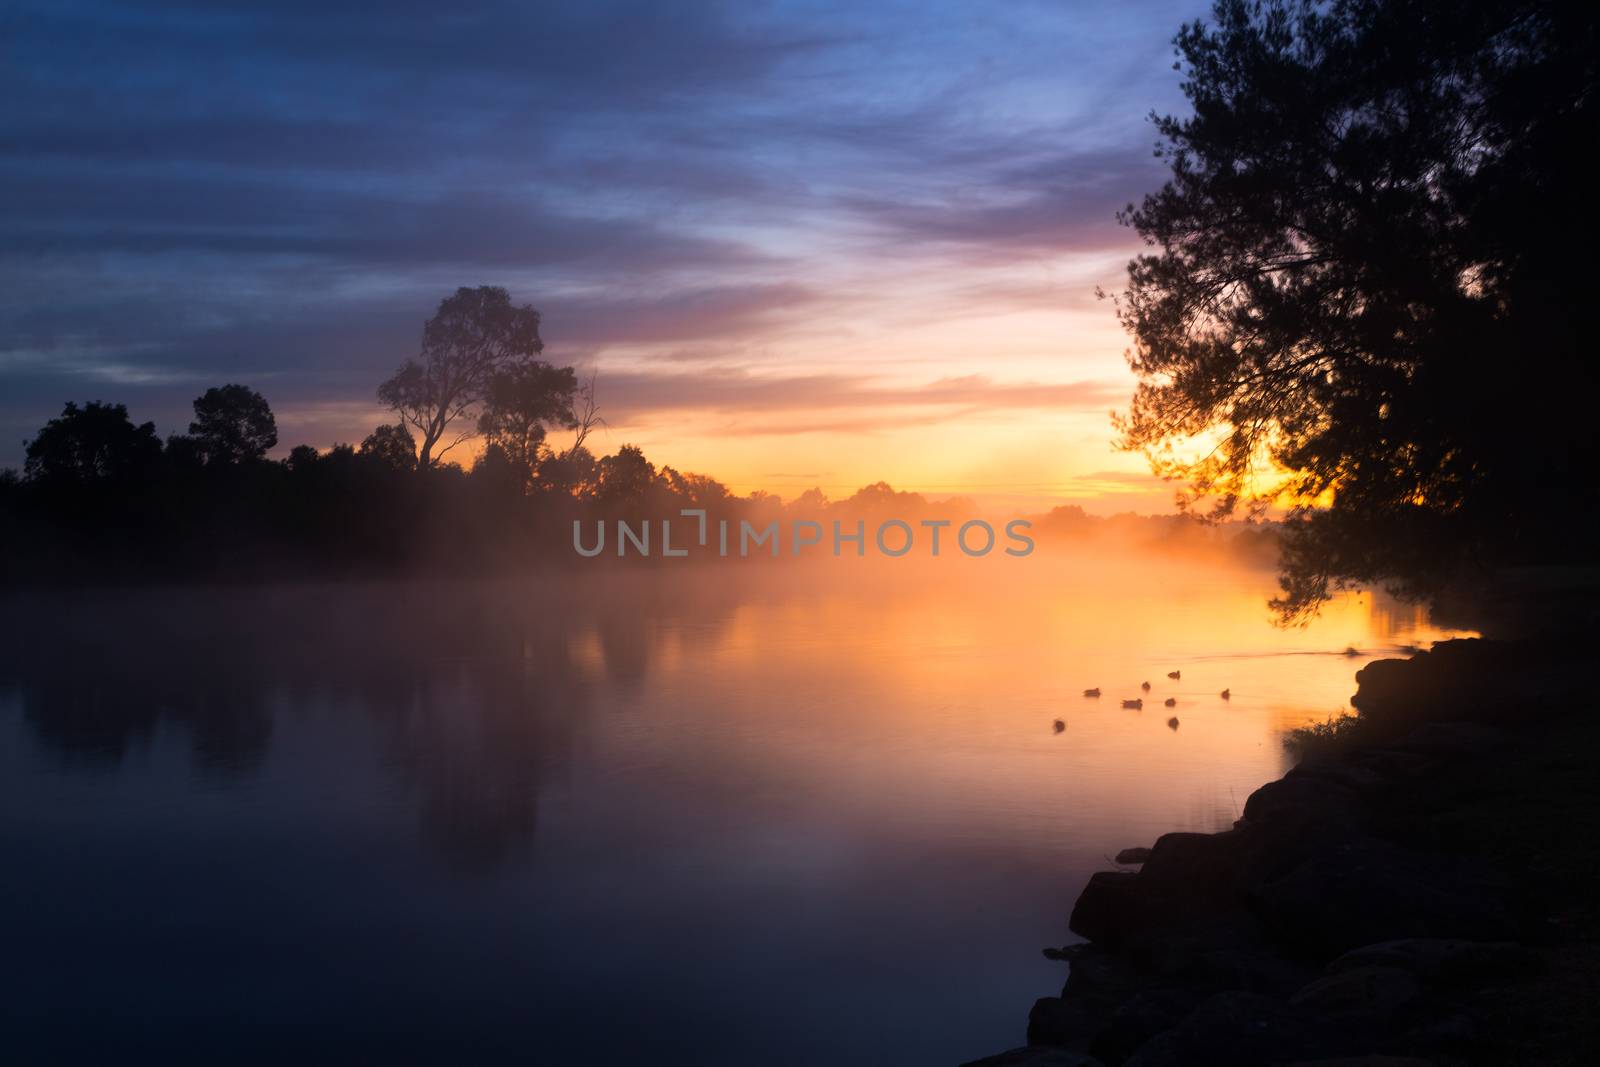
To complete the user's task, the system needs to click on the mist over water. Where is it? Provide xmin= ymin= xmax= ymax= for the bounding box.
xmin=0 ymin=553 xmax=1471 ymax=1065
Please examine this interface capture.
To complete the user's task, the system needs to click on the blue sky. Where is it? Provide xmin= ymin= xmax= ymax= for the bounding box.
xmin=2 ymin=0 xmax=1209 ymax=506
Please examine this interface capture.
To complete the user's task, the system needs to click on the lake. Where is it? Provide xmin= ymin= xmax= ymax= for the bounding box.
xmin=0 ymin=554 xmax=1470 ymax=1064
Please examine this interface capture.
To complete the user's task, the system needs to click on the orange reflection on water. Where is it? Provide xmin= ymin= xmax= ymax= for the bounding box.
xmin=565 ymin=553 xmax=1474 ymax=861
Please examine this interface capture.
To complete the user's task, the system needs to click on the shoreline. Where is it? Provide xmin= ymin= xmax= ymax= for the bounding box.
xmin=968 ymin=637 xmax=1598 ymax=1066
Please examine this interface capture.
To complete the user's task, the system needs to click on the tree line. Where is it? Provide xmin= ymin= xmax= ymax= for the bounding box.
xmin=0 ymin=286 xmax=786 ymax=583
xmin=0 ymin=286 xmax=1013 ymax=582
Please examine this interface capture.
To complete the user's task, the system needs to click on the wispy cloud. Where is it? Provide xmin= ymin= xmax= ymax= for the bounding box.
xmin=0 ymin=0 xmax=1205 ymax=476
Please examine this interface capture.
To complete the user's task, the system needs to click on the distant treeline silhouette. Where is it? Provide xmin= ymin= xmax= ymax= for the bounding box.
xmin=0 ymin=284 xmax=1271 ymax=584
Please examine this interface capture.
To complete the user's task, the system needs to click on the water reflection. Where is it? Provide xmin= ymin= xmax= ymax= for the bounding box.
xmin=0 ymin=558 xmax=1471 ymax=1064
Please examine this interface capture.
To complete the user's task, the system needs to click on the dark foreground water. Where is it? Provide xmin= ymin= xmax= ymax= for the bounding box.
xmin=0 ymin=559 xmax=1468 ymax=1064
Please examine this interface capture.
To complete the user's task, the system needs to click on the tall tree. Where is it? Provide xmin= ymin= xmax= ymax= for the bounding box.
xmin=189 ymin=384 xmax=277 ymax=465
xmin=1114 ymin=0 xmax=1599 ymax=618
xmin=477 ymin=361 xmax=578 ymax=488
xmin=23 ymin=401 xmax=162 ymax=485
xmin=359 ymin=423 xmax=419 ymax=472
xmin=594 ymin=444 xmax=660 ymax=508
xmin=378 ymin=286 xmax=545 ymax=468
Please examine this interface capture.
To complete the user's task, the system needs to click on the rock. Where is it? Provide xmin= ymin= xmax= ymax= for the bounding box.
xmin=1242 ymin=839 xmax=1515 ymax=958
xmin=1088 ymin=989 xmax=1201 ymax=1064
xmin=1286 ymin=1058 xmax=1438 ymax=1066
xmin=1345 ymin=747 xmax=1436 ymax=779
xmin=1178 ymin=943 xmax=1317 ymax=996
xmin=1326 ymin=939 xmax=1540 ymax=987
xmin=1121 ymin=992 xmax=1352 ymax=1066
xmin=1242 ymin=774 xmax=1367 ymax=831
xmin=1069 ymin=871 xmax=1148 ymax=947
xmin=1399 ymin=1012 xmax=1478 ymax=1056
xmin=1114 ymin=847 xmax=1152 ymax=865
xmin=960 ymin=1046 xmax=1106 ymax=1067
xmin=1062 ymin=942 xmax=1147 ymax=1005
xmin=1139 ymin=829 xmax=1251 ymax=907
xmin=1290 ymin=966 xmax=1421 ymax=1021
xmin=1027 ymin=996 xmax=1104 ymax=1049
xmin=1289 ymin=759 xmax=1388 ymax=793
xmin=1388 ymin=721 xmax=1508 ymax=756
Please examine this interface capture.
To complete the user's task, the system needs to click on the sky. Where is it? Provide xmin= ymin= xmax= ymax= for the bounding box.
xmin=2 ymin=0 xmax=1211 ymax=512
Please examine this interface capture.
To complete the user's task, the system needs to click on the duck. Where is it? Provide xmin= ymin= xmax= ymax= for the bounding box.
xmin=1167 ymin=717 xmax=1180 ymax=730
xmin=1140 ymin=681 xmax=1152 ymax=692
xmin=1220 ymin=688 xmax=1231 ymax=700
xmin=1052 ymin=719 xmax=1066 ymax=734
xmin=1167 ymin=670 xmax=1181 ymax=680
xmin=1164 ymin=697 xmax=1176 ymax=707
xmin=1121 ymin=698 xmax=1144 ymax=710
xmin=1083 ymin=687 xmax=1101 ymax=698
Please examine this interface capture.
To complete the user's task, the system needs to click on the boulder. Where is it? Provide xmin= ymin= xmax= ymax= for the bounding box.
xmin=1286 ymin=1058 xmax=1438 ymax=1067
xmin=1290 ymin=966 xmax=1421 ymax=1021
xmin=1387 ymin=721 xmax=1509 ymax=756
xmin=1242 ymin=774 xmax=1367 ymax=832
xmin=1087 ymin=989 xmax=1200 ymax=1064
xmin=1326 ymin=939 xmax=1540 ymax=987
xmin=1138 ymin=830 xmax=1251 ymax=907
xmin=1121 ymin=992 xmax=1353 ymax=1066
xmin=960 ymin=1047 xmax=1106 ymax=1067
xmin=1027 ymin=996 xmax=1104 ymax=1049
xmin=1242 ymin=839 xmax=1515 ymax=958
xmin=1069 ymin=872 xmax=1148 ymax=947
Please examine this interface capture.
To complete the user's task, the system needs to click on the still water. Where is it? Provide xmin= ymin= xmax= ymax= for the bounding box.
xmin=0 ymin=556 xmax=1469 ymax=1064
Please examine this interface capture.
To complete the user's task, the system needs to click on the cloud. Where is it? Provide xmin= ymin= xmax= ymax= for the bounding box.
xmin=597 ymin=367 xmax=1126 ymax=422
xmin=0 ymin=0 xmax=1203 ymax=467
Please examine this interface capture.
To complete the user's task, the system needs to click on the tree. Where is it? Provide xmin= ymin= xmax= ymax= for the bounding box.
xmin=594 ymin=444 xmax=659 ymax=508
xmin=359 ymin=423 xmax=418 ymax=472
xmin=536 ymin=444 xmax=596 ymax=496
xmin=378 ymin=286 xmax=545 ymax=468
xmin=189 ymin=384 xmax=277 ymax=465
xmin=564 ymin=372 xmax=605 ymax=459
xmin=1113 ymin=0 xmax=1599 ymax=618
xmin=23 ymin=401 xmax=163 ymax=485
xmin=477 ymin=361 xmax=577 ymax=488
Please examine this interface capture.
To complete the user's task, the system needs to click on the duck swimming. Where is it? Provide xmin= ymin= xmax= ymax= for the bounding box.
xmin=1122 ymin=698 xmax=1144 ymax=709
xmin=1167 ymin=670 xmax=1181 ymax=680
xmin=1083 ymin=687 xmax=1101 ymax=698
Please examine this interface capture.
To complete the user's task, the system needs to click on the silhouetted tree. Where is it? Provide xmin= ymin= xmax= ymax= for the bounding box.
xmin=378 ymin=286 xmax=544 ymax=468
xmin=661 ymin=467 xmax=733 ymax=508
xmin=286 ymin=444 xmax=321 ymax=473
xmin=536 ymin=444 xmax=596 ymax=496
xmin=23 ymin=401 xmax=162 ymax=486
xmin=564 ymin=372 xmax=605 ymax=459
xmin=594 ymin=444 xmax=659 ymax=508
xmin=188 ymin=384 xmax=278 ymax=465
xmin=1114 ymin=0 xmax=1599 ymax=617
xmin=477 ymin=361 xmax=577 ymax=489
xmin=360 ymin=423 xmax=418 ymax=472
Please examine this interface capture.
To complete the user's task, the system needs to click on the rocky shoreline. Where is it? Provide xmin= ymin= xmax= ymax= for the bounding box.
xmin=967 ymin=638 xmax=1598 ymax=1066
